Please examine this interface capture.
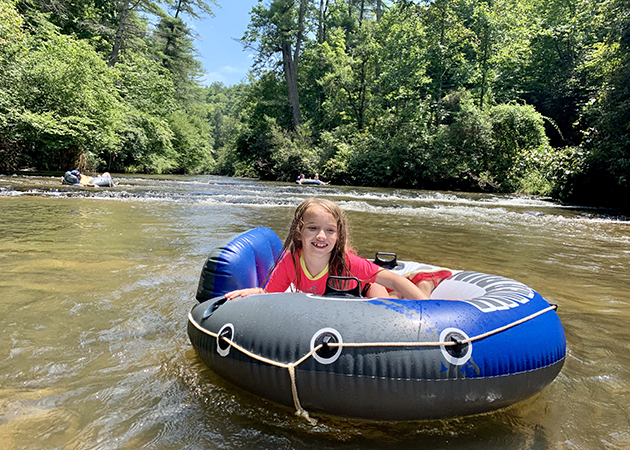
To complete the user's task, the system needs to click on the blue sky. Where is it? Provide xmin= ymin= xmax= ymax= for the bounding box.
xmin=191 ymin=0 xmax=260 ymax=87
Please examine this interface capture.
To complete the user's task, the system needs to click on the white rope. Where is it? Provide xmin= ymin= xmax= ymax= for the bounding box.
xmin=324 ymin=305 xmax=559 ymax=349
xmin=188 ymin=304 xmax=558 ymax=422
xmin=288 ymin=364 xmax=317 ymax=425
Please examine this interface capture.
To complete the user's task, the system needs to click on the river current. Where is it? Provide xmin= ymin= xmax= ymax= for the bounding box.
xmin=0 ymin=173 xmax=629 ymax=450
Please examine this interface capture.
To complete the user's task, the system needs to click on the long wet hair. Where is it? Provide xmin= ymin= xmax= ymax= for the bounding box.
xmin=265 ymin=198 xmax=354 ymax=291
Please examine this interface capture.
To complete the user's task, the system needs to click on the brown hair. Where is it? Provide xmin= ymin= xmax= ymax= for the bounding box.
xmin=266 ymin=198 xmax=355 ymax=290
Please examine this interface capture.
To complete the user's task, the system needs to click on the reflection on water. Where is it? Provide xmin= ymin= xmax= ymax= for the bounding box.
xmin=1 ymin=173 xmax=629 ymax=450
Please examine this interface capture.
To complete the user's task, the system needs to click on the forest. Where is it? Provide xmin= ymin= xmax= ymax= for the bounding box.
xmin=1 ymin=0 xmax=629 ymax=211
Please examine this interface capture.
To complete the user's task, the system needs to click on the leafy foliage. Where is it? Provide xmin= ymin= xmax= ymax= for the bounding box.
xmin=0 ymin=23 xmax=123 ymax=170
xmin=1 ymin=0 xmax=217 ymax=174
xmin=575 ymin=0 xmax=630 ymax=209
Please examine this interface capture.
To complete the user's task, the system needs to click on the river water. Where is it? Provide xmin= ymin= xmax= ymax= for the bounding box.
xmin=0 ymin=173 xmax=629 ymax=450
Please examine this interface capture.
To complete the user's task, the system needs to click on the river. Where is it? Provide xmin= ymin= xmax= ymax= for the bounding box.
xmin=0 ymin=173 xmax=629 ymax=450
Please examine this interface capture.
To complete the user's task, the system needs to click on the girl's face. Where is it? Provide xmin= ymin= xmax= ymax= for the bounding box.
xmin=300 ymin=206 xmax=338 ymax=259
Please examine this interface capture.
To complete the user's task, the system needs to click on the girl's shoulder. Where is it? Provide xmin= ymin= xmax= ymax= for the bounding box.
xmin=276 ymin=250 xmax=299 ymax=267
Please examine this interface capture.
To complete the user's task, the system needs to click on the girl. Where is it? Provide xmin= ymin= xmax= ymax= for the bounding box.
xmin=225 ymin=198 xmax=440 ymax=300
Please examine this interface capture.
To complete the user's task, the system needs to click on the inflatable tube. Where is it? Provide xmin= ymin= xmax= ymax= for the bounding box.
xmin=188 ymin=228 xmax=566 ymax=421
xmin=296 ymin=179 xmax=324 ymax=185
xmin=61 ymin=172 xmax=113 ymax=187
xmin=89 ymin=176 xmax=114 ymax=187
xmin=62 ymin=171 xmax=80 ymax=185
xmin=196 ymin=227 xmax=283 ymax=301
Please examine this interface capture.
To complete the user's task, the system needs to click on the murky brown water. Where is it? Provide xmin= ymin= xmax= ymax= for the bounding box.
xmin=1 ymin=174 xmax=629 ymax=449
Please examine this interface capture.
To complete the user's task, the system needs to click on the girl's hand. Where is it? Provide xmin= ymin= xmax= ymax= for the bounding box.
xmin=224 ymin=287 xmax=266 ymax=300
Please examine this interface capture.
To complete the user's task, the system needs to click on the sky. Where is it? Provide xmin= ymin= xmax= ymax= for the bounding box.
xmin=191 ymin=0 xmax=261 ymax=87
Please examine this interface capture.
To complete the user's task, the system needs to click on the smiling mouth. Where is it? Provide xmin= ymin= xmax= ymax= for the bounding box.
xmin=312 ymin=242 xmax=328 ymax=248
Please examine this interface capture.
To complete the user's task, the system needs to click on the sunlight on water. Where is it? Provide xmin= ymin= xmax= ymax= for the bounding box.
xmin=1 ymin=173 xmax=629 ymax=450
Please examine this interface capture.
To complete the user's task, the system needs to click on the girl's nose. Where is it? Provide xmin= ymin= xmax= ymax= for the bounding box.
xmin=316 ymin=229 xmax=326 ymax=239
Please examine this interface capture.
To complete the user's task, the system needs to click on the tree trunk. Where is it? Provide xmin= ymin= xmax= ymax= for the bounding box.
xmin=164 ymin=0 xmax=184 ymax=56
xmin=109 ymin=0 xmax=131 ymax=67
xmin=281 ymin=0 xmax=307 ymax=129
xmin=479 ymin=22 xmax=491 ymax=110
xmin=434 ymin=0 xmax=448 ymax=128
xmin=359 ymin=0 xmax=365 ymax=26
xmin=317 ymin=0 xmax=329 ymax=44
xmin=375 ymin=0 xmax=382 ymax=95
xmin=282 ymin=43 xmax=302 ymax=128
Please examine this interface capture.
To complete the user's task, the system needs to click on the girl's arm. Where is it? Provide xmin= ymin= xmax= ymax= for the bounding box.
xmin=224 ymin=287 xmax=266 ymax=299
xmin=374 ymin=269 xmax=429 ymax=300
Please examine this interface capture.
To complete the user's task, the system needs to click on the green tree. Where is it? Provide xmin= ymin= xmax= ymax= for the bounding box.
xmin=575 ymin=0 xmax=630 ymax=209
xmin=419 ymin=0 xmax=475 ymax=127
xmin=0 ymin=26 xmax=123 ymax=170
xmin=152 ymin=15 xmax=204 ymax=102
xmin=111 ymin=51 xmax=180 ymax=172
xmin=514 ymin=0 xmax=608 ymax=146
xmin=243 ymin=0 xmax=310 ymax=129
xmin=0 ymin=0 xmax=25 ymax=170
xmin=156 ymin=0 xmax=218 ymax=96
xmin=168 ymin=107 xmax=214 ymax=173
xmin=233 ymin=71 xmax=294 ymax=178
xmin=206 ymin=82 xmax=250 ymax=175
xmin=109 ymin=0 xmax=167 ymax=67
xmin=375 ymin=2 xmax=431 ymax=114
